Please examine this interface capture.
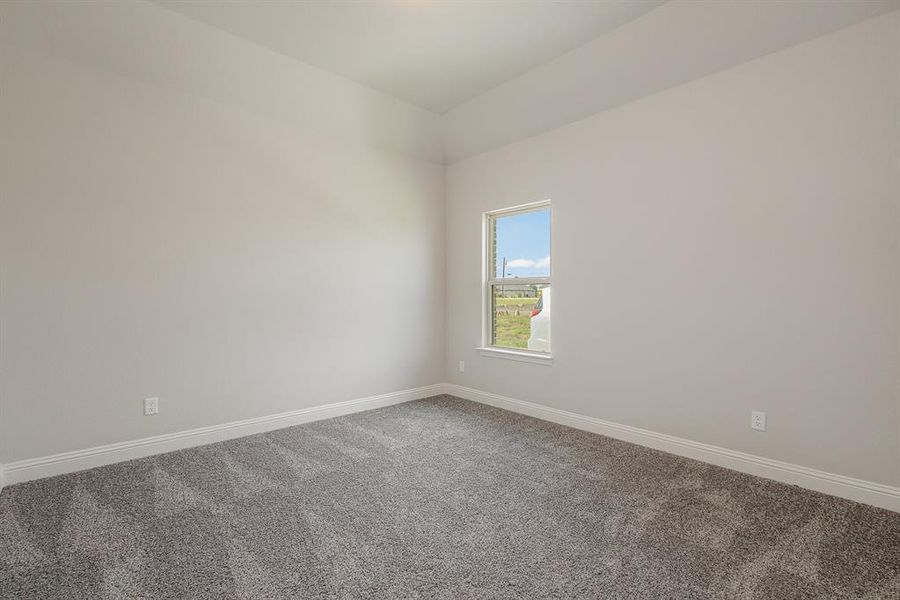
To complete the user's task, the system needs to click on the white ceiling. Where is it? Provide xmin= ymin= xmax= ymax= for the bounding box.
xmin=152 ymin=0 xmax=665 ymax=114
xmin=441 ymin=0 xmax=900 ymax=161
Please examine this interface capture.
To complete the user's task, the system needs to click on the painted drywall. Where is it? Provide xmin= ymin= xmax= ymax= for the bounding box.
xmin=1 ymin=0 xmax=897 ymax=495
xmin=445 ymin=12 xmax=900 ymax=486
xmin=441 ymin=0 xmax=900 ymax=162
xmin=0 ymin=0 xmax=443 ymax=163
xmin=0 ymin=2 xmax=445 ymax=463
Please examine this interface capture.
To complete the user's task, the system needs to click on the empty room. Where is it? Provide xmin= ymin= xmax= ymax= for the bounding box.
xmin=1 ymin=0 xmax=898 ymax=597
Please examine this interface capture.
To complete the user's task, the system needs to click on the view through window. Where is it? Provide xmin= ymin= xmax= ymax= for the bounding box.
xmin=485 ymin=202 xmax=551 ymax=353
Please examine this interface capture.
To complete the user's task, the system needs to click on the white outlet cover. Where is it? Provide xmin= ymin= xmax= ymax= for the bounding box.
xmin=144 ymin=397 xmax=159 ymax=416
xmin=751 ymin=410 xmax=766 ymax=431
xmin=458 ymin=360 xmax=465 ymax=373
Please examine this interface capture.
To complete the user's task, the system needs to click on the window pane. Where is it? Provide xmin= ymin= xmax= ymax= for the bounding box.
xmin=491 ymin=283 xmax=550 ymax=352
xmin=493 ymin=208 xmax=550 ymax=279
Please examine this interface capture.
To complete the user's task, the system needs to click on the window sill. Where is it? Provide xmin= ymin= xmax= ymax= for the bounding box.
xmin=477 ymin=347 xmax=554 ymax=365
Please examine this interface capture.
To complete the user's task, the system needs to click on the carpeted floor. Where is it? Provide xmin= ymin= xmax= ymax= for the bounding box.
xmin=0 ymin=395 xmax=897 ymax=599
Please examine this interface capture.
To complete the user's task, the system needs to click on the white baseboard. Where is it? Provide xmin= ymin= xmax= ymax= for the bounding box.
xmin=4 ymin=382 xmax=897 ymax=512
xmin=1 ymin=384 xmax=444 ymax=487
xmin=445 ymin=383 xmax=900 ymax=512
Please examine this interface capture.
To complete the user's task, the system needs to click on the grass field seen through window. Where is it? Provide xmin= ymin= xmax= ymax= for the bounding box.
xmin=492 ymin=296 xmax=540 ymax=349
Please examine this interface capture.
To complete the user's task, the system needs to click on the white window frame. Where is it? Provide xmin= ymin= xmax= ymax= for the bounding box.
xmin=479 ymin=200 xmax=553 ymax=364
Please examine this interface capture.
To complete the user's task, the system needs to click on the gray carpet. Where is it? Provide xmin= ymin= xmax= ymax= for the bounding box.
xmin=0 ymin=395 xmax=897 ymax=599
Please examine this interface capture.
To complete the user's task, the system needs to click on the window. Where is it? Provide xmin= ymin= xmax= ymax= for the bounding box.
xmin=482 ymin=201 xmax=551 ymax=360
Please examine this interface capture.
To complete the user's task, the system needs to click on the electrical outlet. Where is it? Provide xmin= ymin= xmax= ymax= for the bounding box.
xmin=144 ymin=397 xmax=159 ymax=416
xmin=751 ymin=410 xmax=766 ymax=431
xmin=458 ymin=360 xmax=465 ymax=373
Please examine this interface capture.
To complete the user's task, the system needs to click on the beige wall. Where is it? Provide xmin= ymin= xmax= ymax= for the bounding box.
xmin=1 ymin=2 xmax=897 ymax=492
xmin=0 ymin=2 xmax=445 ymax=463
xmin=445 ymin=12 xmax=900 ymax=486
